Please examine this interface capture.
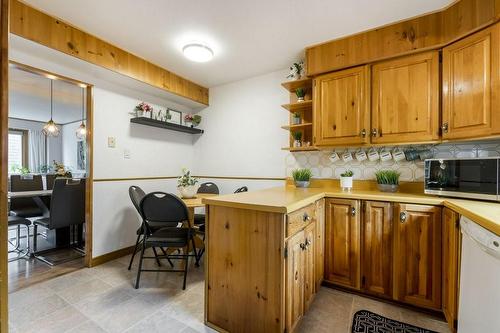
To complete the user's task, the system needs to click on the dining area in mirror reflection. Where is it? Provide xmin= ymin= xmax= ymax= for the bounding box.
xmin=128 ymin=169 xmax=248 ymax=290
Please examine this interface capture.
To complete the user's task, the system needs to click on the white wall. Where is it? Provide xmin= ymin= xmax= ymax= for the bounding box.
xmin=8 ymin=117 xmax=62 ymax=166
xmin=61 ymin=121 xmax=81 ymax=172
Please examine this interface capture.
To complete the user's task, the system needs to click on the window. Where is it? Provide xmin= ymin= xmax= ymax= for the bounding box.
xmin=8 ymin=129 xmax=27 ymax=173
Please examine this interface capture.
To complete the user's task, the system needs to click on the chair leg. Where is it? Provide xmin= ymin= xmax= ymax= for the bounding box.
xmin=192 ymin=235 xmax=200 ymax=267
xmin=134 ymin=242 xmax=146 ymax=289
xmin=128 ymin=234 xmax=141 ymax=270
xmin=160 ymin=247 xmax=174 ymax=268
xmin=152 ymin=247 xmax=162 ymax=267
xmin=182 ymin=246 xmax=189 ymax=290
xmin=33 ymin=224 xmax=38 ymax=253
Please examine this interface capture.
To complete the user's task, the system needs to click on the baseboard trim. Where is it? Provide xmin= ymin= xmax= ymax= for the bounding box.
xmin=89 ymin=245 xmax=135 ymax=267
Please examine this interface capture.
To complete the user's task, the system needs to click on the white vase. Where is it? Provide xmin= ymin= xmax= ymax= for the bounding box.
xmin=292 ymin=117 xmax=301 ymax=125
xmin=136 ymin=110 xmax=144 ymax=117
xmin=340 ymin=176 xmax=353 ymax=191
xmin=293 ymin=140 xmax=302 ymax=148
xmin=178 ymin=184 xmax=199 ymax=198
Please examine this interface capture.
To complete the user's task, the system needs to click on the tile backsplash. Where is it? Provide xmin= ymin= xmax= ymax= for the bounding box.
xmin=285 ymin=140 xmax=500 ymax=182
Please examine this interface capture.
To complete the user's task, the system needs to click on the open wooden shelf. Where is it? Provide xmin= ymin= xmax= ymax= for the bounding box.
xmin=281 ymin=78 xmax=313 ymax=92
xmin=281 ymin=146 xmax=318 ymax=152
xmin=281 ymin=122 xmax=313 ymax=130
xmin=130 ymin=117 xmax=204 ymax=134
xmin=281 ymin=100 xmax=313 ymax=112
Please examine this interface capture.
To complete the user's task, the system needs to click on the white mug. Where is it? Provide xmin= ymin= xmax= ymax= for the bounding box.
xmin=329 ymin=152 xmax=340 ymax=163
xmin=355 ymin=149 xmax=367 ymax=162
xmin=393 ymin=148 xmax=406 ymax=162
xmin=342 ymin=151 xmax=353 ymax=162
xmin=367 ymin=148 xmax=380 ymax=162
xmin=380 ymin=148 xmax=392 ymax=162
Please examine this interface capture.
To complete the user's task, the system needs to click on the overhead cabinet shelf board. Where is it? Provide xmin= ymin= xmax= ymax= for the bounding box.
xmin=130 ymin=117 xmax=204 ymax=134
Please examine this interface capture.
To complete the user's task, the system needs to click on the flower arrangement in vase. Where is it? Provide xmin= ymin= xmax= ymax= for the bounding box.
xmin=177 ymin=168 xmax=199 ymax=198
xmin=287 ymin=60 xmax=305 ymax=80
xmin=184 ymin=114 xmax=202 ymax=127
xmin=134 ymin=102 xmax=153 ymax=118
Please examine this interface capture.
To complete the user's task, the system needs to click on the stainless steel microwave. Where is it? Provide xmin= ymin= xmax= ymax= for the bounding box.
xmin=424 ymin=157 xmax=500 ymax=201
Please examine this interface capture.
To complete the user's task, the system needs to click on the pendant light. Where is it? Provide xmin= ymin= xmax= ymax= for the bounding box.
xmin=42 ymin=79 xmax=60 ymax=137
xmin=75 ymin=86 xmax=86 ymax=141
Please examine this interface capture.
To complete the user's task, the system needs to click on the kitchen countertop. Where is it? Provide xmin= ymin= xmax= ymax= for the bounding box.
xmin=203 ymin=186 xmax=500 ymax=236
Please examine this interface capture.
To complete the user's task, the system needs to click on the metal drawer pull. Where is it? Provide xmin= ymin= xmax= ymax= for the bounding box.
xmin=400 ymin=211 xmax=407 ymax=223
xmin=303 ymin=213 xmax=311 ymax=222
xmin=441 ymin=122 xmax=449 ymax=133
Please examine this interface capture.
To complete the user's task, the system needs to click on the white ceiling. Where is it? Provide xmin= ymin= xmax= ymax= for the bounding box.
xmin=24 ymin=0 xmax=453 ymax=87
xmin=9 ymin=66 xmax=85 ymax=124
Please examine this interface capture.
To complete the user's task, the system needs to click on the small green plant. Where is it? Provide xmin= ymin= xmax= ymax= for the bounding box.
xmin=341 ymin=170 xmax=354 ymax=177
xmin=10 ymin=165 xmax=30 ymax=175
xmin=292 ymin=131 xmax=302 ymax=141
xmin=293 ymin=112 xmax=301 ymax=119
xmin=178 ymin=168 xmax=198 ymax=187
xmin=375 ymin=170 xmax=400 ymax=185
xmin=295 ymin=88 xmax=306 ymax=98
xmin=292 ymin=168 xmax=312 ymax=182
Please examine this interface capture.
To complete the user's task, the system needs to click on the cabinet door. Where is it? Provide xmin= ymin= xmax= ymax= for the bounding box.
xmin=313 ymin=66 xmax=370 ymax=146
xmin=394 ymin=204 xmax=442 ymax=310
xmin=285 ymin=230 xmax=305 ymax=333
xmin=442 ymin=23 xmax=500 ymax=139
xmin=362 ymin=201 xmax=393 ymax=299
xmin=303 ymin=223 xmax=316 ymax=311
xmin=314 ymin=199 xmax=325 ymax=292
xmin=325 ymin=199 xmax=361 ymax=290
xmin=371 ymin=51 xmax=440 ymax=143
xmin=442 ymin=208 xmax=461 ymax=332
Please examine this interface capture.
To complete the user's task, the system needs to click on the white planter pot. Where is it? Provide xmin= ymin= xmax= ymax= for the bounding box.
xmin=178 ymin=184 xmax=199 ymax=198
xmin=293 ymin=140 xmax=302 ymax=148
xmin=340 ymin=176 xmax=353 ymax=191
xmin=292 ymin=117 xmax=301 ymax=125
xmin=136 ymin=110 xmax=144 ymax=117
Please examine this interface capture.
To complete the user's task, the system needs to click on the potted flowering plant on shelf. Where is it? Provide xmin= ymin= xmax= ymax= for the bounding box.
xmin=340 ymin=170 xmax=354 ymax=192
xmin=177 ymin=168 xmax=199 ymax=198
xmin=134 ymin=102 xmax=153 ymax=118
xmin=184 ymin=114 xmax=202 ymax=127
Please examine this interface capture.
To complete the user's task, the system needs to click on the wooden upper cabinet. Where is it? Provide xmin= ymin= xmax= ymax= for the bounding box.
xmin=324 ymin=199 xmax=361 ymax=290
xmin=393 ymin=204 xmax=442 ymax=310
xmin=362 ymin=201 xmax=393 ymax=299
xmin=371 ymin=51 xmax=440 ymax=144
xmin=442 ymin=208 xmax=461 ymax=332
xmin=442 ymin=22 xmax=500 ymax=139
xmin=285 ymin=230 xmax=305 ymax=333
xmin=313 ymin=66 xmax=370 ymax=146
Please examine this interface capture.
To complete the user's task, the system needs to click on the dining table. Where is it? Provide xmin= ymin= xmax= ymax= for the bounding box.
xmin=181 ymin=193 xmax=217 ymax=251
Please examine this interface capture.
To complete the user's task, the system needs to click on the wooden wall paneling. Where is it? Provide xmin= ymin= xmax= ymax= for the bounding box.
xmin=371 ymin=51 xmax=440 ymax=143
xmin=306 ymin=0 xmax=500 ymax=76
xmin=85 ymin=85 xmax=93 ymax=267
xmin=0 ymin=0 xmax=8 ymax=331
xmin=9 ymin=0 xmax=209 ymax=106
xmin=206 ymin=206 xmax=285 ymax=333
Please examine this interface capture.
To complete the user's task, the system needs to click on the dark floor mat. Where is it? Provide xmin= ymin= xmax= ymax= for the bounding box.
xmin=352 ymin=310 xmax=438 ymax=333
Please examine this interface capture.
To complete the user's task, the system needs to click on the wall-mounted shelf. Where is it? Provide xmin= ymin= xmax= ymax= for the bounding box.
xmin=281 ymin=123 xmax=313 ymax=130
xmin=281 ymin=78 xmax=313 ymax=92
xmin=281 ymin=100 xmax=313 ymax=112
xmin=281 ymin=146 xmax=318 ymax=152
xmin=130 ymin=117 xmax=204 ymax=134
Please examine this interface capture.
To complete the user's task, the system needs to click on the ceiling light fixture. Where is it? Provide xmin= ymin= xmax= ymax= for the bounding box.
xmin=182 ymin=43 xmax=214 ymax=62
xmin=75 ymin=86 xmax=87 ymax=141
xmin=42 ymin=79 xmax=60 ymax=137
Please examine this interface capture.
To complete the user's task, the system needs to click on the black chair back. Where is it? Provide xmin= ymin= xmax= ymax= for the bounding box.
xmin=10 ymin=175 xmax=43 ymax=214
xmin=49 ymin=178 xmax=86 ymax=229
xmin=45 ymin=174 xmax=57 ymax=190
xmin=234 ymin=186 xmax=248 ymax=193
xmin=140 ymin=192 xmax=189 ymax=228
xmin=197 ymin=182 xmax=219 ymax=194
xmin=129 ymin=185 xmax=146 ymax=216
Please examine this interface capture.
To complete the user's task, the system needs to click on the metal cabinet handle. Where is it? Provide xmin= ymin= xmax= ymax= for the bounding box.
xmin=351 ymin=207 xmax=356 ymax=217
xmin=303 ymin=213 xmax=311 ymax=222
xmin=360 ymin=129 xmax=366 ymax=137
xmin=300 ymin=243 xmax=306 ymax=251
xmin=400 ymin=211 xmax=407 ymax=223
xmin=305 ymin=238 xmax=312 ymax=247
xmin=441 ymin=122 xmax=449 ymax=133
xmin=371 ymin=128 xmax=378 ymax=137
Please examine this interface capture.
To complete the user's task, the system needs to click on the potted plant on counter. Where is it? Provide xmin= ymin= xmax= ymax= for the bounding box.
xmin=295 ymin=88 xmax=306 ymax=102
xmin=177 ymin=168 xmax=199 ymax=198
xmin=292 ymin=168 xmax=312 ymax=188
xmin=340 ymin=170 xmax=354 ymax=191
xmin=375 ymin=170 xmax=400 ymax=193
xmin=292 ymin=131 xmax=302 ymax=147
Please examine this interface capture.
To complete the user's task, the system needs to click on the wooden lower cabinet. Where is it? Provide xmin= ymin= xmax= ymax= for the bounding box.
xmin=362 ymin=201 xmax=393 ymax=299
xmin=285 ymin=230 xmax=305 ymax=333
xmin=393 ymin=203 xmax=442 ymax=310
xmin=442 ymin=208 xmax=461 ymax=332
xmin=324 ymin=198 xmax=361 ymax=289
xmin=314 ymin=199 xmax=325 ymax=292
xmin=303 ymin=223 xmax=316 ymax=311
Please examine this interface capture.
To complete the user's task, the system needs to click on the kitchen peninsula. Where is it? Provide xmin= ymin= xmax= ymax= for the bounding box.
xmin=202 ymin=181 xmax=500 ymax=333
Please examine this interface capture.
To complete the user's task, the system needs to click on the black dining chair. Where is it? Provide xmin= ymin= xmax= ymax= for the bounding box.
xmin=32 ymin=178 xmax=86 ymax=265
xmin=135 ymin=192 xmax=198 ymax=289
xmin=7 ymin=215 xmax=31 ymax=262
xmin=45 ymin=174 xmax=57 ymax=190
xmin=193 ymin=182 xmax=219 ymax=226
xmin=127 ymin=185 xmax=173 ymax=270
xmin=234 ymin=186 xmax=249 ymax=193
xmin=9 ymin=175 xmax=44 ymax=218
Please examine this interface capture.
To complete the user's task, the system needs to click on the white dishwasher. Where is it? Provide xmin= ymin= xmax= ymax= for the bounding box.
xmin=458 ymin=216 xmax=500 ymax=333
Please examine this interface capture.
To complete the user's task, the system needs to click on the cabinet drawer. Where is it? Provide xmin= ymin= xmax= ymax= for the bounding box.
xmin=287 ymin=204 xmax=316 ymax=237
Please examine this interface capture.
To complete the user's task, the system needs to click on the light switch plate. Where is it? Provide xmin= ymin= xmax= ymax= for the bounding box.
xmin=108 ymin=137 xmax=116 ymax=148
xmin=124 ymin=149 xmax=131 ymax=159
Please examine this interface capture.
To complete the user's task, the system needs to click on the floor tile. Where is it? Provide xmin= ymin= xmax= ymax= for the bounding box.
xmin=125 ymin=310 xmax=191 ymax=333
xmin=67 ymin=320 xmax=108 ymax=333
xmin=16 ymin=304 xmax=87 ymax=333
xmin=9 ymin=294 xmax=70 ymax=329
xmin=56 ymin=278 xmax=114 ymax=304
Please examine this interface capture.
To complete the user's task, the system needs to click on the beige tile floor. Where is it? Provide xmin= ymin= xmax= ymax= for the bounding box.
xmin=9 ymin=250 xmax=450 ymax=333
